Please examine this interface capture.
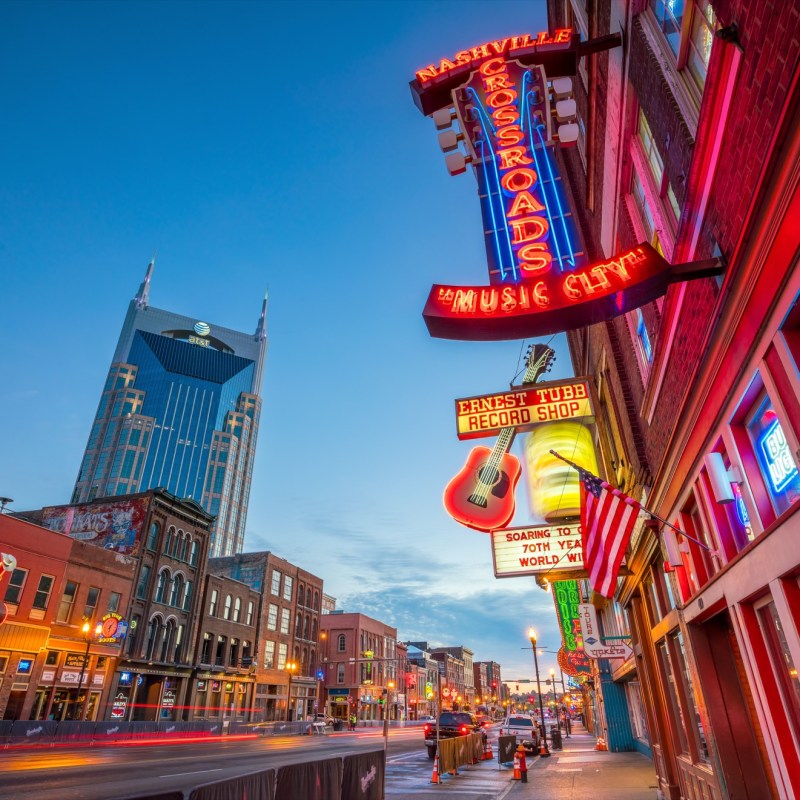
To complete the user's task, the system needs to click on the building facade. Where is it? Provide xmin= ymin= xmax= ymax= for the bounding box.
xmin=548 ymin=0 xmax=800 ymax=798
xmin=208 ymin=552 xmax=324 ymax=722
xmin=71 ymin=258 xmax=268 ymax=557
xmin=320 ymin=612 xmax=399 ymax=723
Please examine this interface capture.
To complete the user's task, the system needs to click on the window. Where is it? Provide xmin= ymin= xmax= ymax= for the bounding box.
xmin=83 ymin=587 xmax=100 ymax=620
xmin=271 ymin=571 xmax=281 ymax=596
xmin=338 ymin=634 xmax=346 ymax=652
xmin=170 ymin=575 xmax=184 ymax=607
xmin=32 ymin=575 xmax=55 ymax=610
xmin=264 ymin=640 xmax=275 ymax=669
xmin=638 ymin=109 xmax=663 ymax=187
xmin=146 ymin=522 xmax=160 ymax=551
xmin=56 ymin=580 xmax=78 ymax=623
xmin=337 ymin=663 xmax=345 ymax=684
xmin=189 ymin=540 xmax=198 ymax=566
xmin=136 ymin=565 xmax=151 ymax=599
xmin=674 ymin=630 xmax=710 ymax=761
xmin=277 ymin=642 xmax=288 ymax=670
xmin=267 ymin=603 xmax=278 ymax=631
xmin=209 ymin=589 xmax=218 ymax=616
xmin=283 ymin=575 xmax=293 ymax=601
xmin=155 ymin=570 xmax=169 ymax=604
xmin=233 ymin=597 xmax=241 ymax=622
xmin=246 ymin=601 xmax=254 ymax=625
xmin=165 ymin=527 xmax=175 ymax=555
xmin=648 ymin=0 xmax=715 ymax=93
xmin=4 ymin=568 xmax=27 ymax=605
xmin=747 ymin=395 xmax=800 ymax=516
xmin=631 ymin=170 xmax=657 ymax=244
xmin=223 ymin=594 xmax=232 ymax=620
xmin=183 ymin=580 xmax=192 ymax=611
xmin=636 ymin=309 xmax=653 ymax=364
xmin=107 ymin=591 xmax=121 ymax=613
xmin=280 ymin=608 xmax=290 ymax=635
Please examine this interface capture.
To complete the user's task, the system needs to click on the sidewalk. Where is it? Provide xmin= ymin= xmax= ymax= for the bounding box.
xmin=502 ymin=721 xmax=659 ymax=800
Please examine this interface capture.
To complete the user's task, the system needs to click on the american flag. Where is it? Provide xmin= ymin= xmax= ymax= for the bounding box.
xmin=580 ymin=469 xmax=642 ymax=598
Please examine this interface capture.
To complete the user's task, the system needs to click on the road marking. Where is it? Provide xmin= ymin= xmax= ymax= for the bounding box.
xmin=161 ymin=769 xmax=224 ymax=777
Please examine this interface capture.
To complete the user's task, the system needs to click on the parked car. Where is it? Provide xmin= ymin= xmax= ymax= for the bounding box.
xmin=314 ymin=714 xmax=335 ymax=725
xmin=423 ymin=711 xmax=485 ymax=759
xmin=500 ymin=714 xmax=540 ymax=753
xmin=417 ymin=714 xmax=435 ymax=722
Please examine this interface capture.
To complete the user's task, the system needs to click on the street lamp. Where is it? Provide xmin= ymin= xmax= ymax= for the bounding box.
xmin=383 ymin=679 xmax=394 ymax=751
xmin=527 ymin=628 xmax=550 ymax=757
xmin=284 ymin=661 xmax=298 ymax=721
xmin=77 ymin=621 xmax=103 ymax=720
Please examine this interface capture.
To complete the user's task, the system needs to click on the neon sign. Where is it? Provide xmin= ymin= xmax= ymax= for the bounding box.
xmin=454 ymin=378 xmax=592 ymax=440
xmin=411 ymin=36 xmax=723 ymax=340
xmin=759 ymin=418 xmax=798 ymax=493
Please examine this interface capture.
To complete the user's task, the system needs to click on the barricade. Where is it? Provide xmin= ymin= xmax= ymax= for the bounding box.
xmin=275 ymin=756 xmax=343 ymax=800
xmin=129 ymin=720 xmax=158 ymax=740
xmin=189 ymin=768 xmax=275 ymax=800
xmin=341 ymin=750 xmax=384 ymax=799
xmin=9 ymin=719 xmax=57 ymax=745
xmin=0 ymin=720 xmax=13 ymax=747
xmin=94 ymin=720 xmax=132 ymax=743
xmin=435 ymin=733 xmax=484 ymax=777
xmin=52 ymin=720 xmax=94 ymax=743
xmin=497 ymin=734 xmax=517 ymax=765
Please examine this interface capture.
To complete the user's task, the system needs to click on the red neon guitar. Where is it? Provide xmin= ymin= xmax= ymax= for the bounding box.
xmin=443 ymin=345 xmax=555 ymax=532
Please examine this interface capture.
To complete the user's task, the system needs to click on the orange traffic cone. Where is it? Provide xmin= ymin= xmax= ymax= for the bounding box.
xmin=595 ymin=736 xmax=607 ymax=751
xmin=512 ymin=751 xmax=521 ymax=780
xmin=482 ymin=739 xmax=493 ymax=760
xmin=430 ymin=753 xmax=441 ymax=784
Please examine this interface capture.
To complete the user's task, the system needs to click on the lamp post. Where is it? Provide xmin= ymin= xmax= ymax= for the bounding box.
xmin=527 ymin=628 xmax=550 ymax=757
xmin=383 ymin=679 xmax=394 ymax=751
xmin=77 ymin=621 xmax=103 ymax=720
xmin=284 ymin=661 xmax=298 ymax=721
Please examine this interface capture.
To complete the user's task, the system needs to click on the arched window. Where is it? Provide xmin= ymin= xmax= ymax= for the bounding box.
xmin=164 ymin=527 xmax=175 ymax=556
xmin=160 ymin=619 xmax=176 ymax=662
xmin=295 ymin=615 xmax=303 ymax=638
xmin=224 ymin=594 xmax=232 ymax=620
xmin=306 ymin=588 xmax=313 ymax=607
xmin=170 ymin=574 xmax=184 ymax=607
xmin=209 ymin=589 xmax=218 ymax=616
xmin=301 ymin=647 xmax=308 ymax=675
xmin=146 ymin=522 xmax=160 ymax=551
xmin=155 ymin=569 xmax=170 ymax=603
xmin=312 ymin=619 xmax=317 ymax=640
xmin=337 ymin=634 xmax=346 ymax=652
xmin=146 ymin=615 xmax=162 ymax=659
xmin=183 ymin=581 xmax=192 ymax=611
xmin=310 ymin=650 xmax=316 ymax=673
xmin=176 ymin=532 xmax=185 ymax=561
xmin=297 ymin=584 xmax=305 ymax=606
xmin=189 ymin=539 xmax=198 ymax=566
xmin=233 ymin=597 xmax=241 ymax=622
xmin=314 ymin=591 xmax=319 ymax=611
xmin=303 ymin=616 xmax=310 ymax=640
xmin=246 ymin=601 xmax=254 ymax=625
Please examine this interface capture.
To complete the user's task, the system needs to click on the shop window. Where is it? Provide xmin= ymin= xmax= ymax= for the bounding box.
xmin=658 ymin=640 xmax=691 ymax=754
xmin=756 ymin=598 xmax=800 ymax=736
xmin=673 ymin=631 xmax=710 ymax=762
xmin=747 ymin=395 xmax=800 ymax=516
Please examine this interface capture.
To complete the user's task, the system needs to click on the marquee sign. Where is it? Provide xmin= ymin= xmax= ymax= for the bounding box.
xmin=455 ymin=378 xmax=592 ymax=440
xmin=491 ymin=522 xmax=584 ymax=578
xmin=411 ymin=33 xmax=723 ymax=341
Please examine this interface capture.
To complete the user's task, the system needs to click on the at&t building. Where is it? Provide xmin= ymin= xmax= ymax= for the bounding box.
xmin=71 ymin=259 xmax=268 ymax=557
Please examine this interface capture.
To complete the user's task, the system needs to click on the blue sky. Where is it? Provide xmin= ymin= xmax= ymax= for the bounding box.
xmin=1 ymin=0 xmax=574 ymax=683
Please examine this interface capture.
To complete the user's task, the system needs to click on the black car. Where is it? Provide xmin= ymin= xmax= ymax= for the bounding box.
xmin=423 ymin=711 xmax=485 ymax=758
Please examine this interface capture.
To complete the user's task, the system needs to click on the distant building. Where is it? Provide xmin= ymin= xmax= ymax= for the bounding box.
xmin=71 ymin=258 xmax=268 ymax=556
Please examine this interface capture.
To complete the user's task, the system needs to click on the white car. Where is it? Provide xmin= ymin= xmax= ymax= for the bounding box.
xmin=500 ymin=715 xmax=540 ymax=752
xmin=417 ymin=715 xmax=435 ymax=722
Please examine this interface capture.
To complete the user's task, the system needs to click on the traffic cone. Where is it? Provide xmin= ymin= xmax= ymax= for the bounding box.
xmin=595 ymin=736 xmax=606 ymax=751
xmin=482 ymin=739 xmax=493 ymax=760
xmin=430 ymin=753 xmax=441 ymax=784
xmin=512 ymin=751 xmax=521 ymax=780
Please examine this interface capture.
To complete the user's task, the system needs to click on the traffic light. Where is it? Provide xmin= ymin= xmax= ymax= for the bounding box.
xmin=491 ymin=681 xmax=497 ymax=688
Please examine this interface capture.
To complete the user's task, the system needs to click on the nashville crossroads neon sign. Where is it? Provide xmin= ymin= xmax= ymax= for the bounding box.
xmin=411 ymin=34 xmax=722 ymax=340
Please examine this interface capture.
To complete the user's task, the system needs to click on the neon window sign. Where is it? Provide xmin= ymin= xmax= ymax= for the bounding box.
xmin=759 ymin=418 xmax=798 ymax=494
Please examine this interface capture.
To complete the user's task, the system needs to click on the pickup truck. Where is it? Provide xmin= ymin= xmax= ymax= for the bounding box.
xmin=423 ymin=711 xmax=485 ymax=758
xmin=500 ymin=714 xmax=540 ymax=753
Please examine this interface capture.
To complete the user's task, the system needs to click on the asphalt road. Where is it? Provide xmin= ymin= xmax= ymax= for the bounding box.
xmin=0 ymin=727 xmax=422 ymax=800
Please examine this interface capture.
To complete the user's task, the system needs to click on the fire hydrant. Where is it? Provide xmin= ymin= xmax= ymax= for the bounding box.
xmin=517 ymin=744 xmax=528 ymax=784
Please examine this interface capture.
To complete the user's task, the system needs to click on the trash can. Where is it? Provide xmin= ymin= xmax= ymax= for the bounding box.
xmin=334 ymin=719 xmax=344 ymax=731
xmin=550 ymin=725 xmax=563 ymax=750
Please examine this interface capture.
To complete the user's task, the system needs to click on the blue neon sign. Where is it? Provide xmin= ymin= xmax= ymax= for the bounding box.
xmin=759 ymin=418 xmax=798 ymax=493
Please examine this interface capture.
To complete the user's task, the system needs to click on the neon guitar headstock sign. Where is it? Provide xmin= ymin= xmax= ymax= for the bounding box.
xmin=411 ymin=32 xmax=723 ymax=340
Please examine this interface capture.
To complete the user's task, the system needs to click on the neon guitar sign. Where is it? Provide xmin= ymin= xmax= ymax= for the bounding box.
xmin=443 ymin=345 xmax=555 ymax=532
xmin=411 ymin=34 xmax=723 ymax=340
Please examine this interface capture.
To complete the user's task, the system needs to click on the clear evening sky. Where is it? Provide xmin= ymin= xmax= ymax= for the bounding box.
xmin=1 ymin=0 xmax=574 ymax=684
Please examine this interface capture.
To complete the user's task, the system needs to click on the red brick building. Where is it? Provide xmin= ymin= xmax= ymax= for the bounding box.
xmin=548 ymin=0 xmax=800 ymax=798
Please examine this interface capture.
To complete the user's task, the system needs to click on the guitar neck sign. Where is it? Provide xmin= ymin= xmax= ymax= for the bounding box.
xmin=455 ymin=378 xmax=592 ymax=440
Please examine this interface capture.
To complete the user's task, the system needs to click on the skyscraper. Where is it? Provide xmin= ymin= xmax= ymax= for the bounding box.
xmin=72 ymin=258 xmax=267 ymax=556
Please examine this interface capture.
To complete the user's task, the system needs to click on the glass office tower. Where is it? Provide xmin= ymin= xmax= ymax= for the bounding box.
xmin=72 ymin=258 xmax=268 ymax=556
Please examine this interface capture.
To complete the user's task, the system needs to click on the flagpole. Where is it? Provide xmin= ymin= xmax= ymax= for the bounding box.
xmin=549 ymin=450 xmax=713 ymax=553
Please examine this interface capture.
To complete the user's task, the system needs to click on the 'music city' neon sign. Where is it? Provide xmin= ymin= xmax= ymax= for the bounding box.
xmin=410 ymin=34 xmax=722 ymax=340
